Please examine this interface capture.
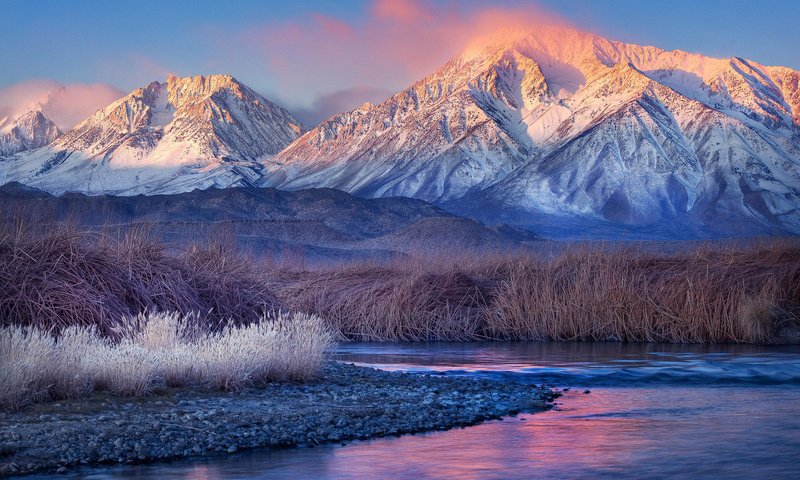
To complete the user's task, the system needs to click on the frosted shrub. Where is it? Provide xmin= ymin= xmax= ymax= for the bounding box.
xmin=90 ymin=341 xmax=160 ymax=396
xmin=50 ymin=325 xmax=103 ymax=398
xmin=0 ymin=311 xmax=336 ymax=409
xmin=0 ymin=326 xmax=56 ymax=409
xmin=187 ymin=312 xmax=335 ymax=390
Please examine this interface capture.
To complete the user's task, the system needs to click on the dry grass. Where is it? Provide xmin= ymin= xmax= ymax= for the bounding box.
xmin=484 ymin=245 xmax=800 ymax=343
xmin=1 ymin=224 xmax=798 ymax=345
xmin=272 ymin=242 xmax=800 ymax=343
xmin=0 ymin=326 xmax=58 ymax=408
xmin=0 ymin=311 xmax=335 ymax=410
xmin=272 ymin=266 xmax=492 ymax=341
xmin=0 ymin=223 xmax=278 ymax=337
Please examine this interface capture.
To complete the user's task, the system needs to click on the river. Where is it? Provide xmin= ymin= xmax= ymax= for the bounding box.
xmin=35 ymin=342 xmax=800 ymax=479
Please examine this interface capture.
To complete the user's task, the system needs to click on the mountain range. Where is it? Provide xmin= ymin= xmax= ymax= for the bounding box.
xmin=0 ymin=74 xmax=302 ymax=195
xmin=1 ymin=26 xmax=799 ymax=238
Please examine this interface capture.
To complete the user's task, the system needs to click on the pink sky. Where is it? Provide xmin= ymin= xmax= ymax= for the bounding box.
xmin=0 ymin=80 xmax=123 ymax=130
xmin=240 ymin=0 xmax=569 ymax=99
xmin=4 ymin=0 xmax=796 ymax=130
xmin=2 ymin=1 xmax=570 ymax=129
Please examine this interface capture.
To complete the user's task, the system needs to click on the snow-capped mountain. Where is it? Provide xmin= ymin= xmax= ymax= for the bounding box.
xmin=2 ymin=28 xmax=799 ymax=237
xmin=0 ymin=110 xmax=60 ymax=156
xmin=271 ymin=27 xmax=800 ymax=236
xmin=0 ymin=74 xmax=303 ymax=195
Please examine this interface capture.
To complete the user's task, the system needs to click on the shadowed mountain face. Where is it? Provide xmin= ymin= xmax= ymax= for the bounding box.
xmin=0 ymin=182 xmax=539 ymax=262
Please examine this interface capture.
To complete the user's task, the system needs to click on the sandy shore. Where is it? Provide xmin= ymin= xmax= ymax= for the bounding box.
xmin=0 ymin=362 xmax=557 ymax=476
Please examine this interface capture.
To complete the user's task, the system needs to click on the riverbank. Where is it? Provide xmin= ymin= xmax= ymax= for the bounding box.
xmin=0 ymin=362 xmax=557 ymax=476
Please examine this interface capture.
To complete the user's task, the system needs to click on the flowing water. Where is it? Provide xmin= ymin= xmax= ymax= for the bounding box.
xmin=41 ymin=343 xmax=800 ymax=479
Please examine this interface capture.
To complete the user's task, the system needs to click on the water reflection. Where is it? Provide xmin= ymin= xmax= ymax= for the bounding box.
xmin=38 ymin=343 xmax=800 ymax=480
xmin=318 ymin=388 xmax=799 ymax=479
xmin=335 ymin=342 xmax=800 ymax=386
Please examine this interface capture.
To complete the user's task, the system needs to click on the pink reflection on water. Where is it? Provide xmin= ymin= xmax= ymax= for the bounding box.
xmin=146 ymin=386 xmax=800 ymax=480
xmin=326 ymin=390 xmax=646 ymax=479
xmin=319 ymin=388 xmax=799 ymax=479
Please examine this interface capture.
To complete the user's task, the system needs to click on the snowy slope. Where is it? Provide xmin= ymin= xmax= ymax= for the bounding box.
xmin=0 ymin=75 xmax=303 ymax=195
xmin=0 ymin=111 xmax=60 ymax=156
xmin=271 ymin=26 xmax=800 ymax=236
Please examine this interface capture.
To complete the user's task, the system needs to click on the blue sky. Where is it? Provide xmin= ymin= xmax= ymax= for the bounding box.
xmin=2 ymin=0 xmax=798 ymax=125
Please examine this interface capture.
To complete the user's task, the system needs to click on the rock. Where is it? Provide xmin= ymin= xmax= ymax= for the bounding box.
xmin=0 ymin=361 xmax=555 ymax=476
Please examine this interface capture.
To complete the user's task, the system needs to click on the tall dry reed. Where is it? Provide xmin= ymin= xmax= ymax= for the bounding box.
xmin=273 ymin=242 xmax=800 ymax=343
xmin=2 ymin=224 xmax=797 ymax=344
xmin=0 ymin=224 xmax=277 ymax=336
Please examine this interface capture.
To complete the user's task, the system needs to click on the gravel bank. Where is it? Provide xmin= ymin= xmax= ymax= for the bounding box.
xmin=0 ymin=362 xmax=557 ymax=476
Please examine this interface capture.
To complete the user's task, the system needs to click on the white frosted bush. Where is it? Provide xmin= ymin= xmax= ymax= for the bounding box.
xmin=50 ymin=325 xmax=102 ymax=398
xmin=0 ymin=311 xmax=336 ymax=409
xmin=0 ymin=326 xmax=56 ymax=409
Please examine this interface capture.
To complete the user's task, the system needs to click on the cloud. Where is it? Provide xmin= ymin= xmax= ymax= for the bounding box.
xmin=287 ymin=86 xmax=396 ymax=127
xmin=0 ymin=80 xmax=124 ymax=130
xmin=0 ymin=2 xmax=571 ymax=130
xmin=233 ymin=0 xmax=570 ymax=104
xmin=371 ymin=0 xmax=433 ymax=23
xmin=0 ymin=79 xmax=60 ymax=121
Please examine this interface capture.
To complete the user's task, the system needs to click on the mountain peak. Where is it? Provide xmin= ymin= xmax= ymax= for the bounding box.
xmin=0 ymin=74 xmax=304 ymax=195
xmin=56 ymin=73 xmax=303 ymax=156
xmin=167 ymin=73 xmax=236 ymax=85
xmin=273 ymin=26 xmax=800 ymax=236
xmin=0 ymin=109 xmax=60 ymax=156
xmin=166 ymin=73 xmax=246 ymax=102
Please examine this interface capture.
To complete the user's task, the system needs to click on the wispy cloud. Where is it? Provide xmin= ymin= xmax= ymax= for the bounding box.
xmin=220 ymin=0 xmax=569 ymax=115
xmin=1 ymin=1 xmax=570 ymax=130
xmin=0 ymin=80 xmax=124 ymax=130
xmin=287 ymin=86 xmax=395 ymax=127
